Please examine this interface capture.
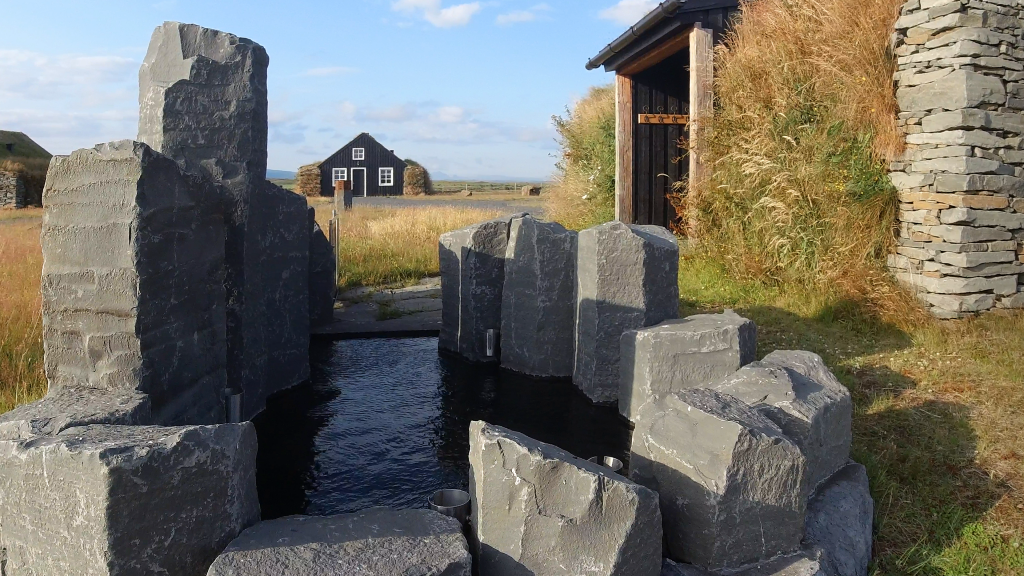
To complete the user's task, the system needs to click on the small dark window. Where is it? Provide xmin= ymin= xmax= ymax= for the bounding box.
xmin=4 ymin=143 xmax=12 ymax=152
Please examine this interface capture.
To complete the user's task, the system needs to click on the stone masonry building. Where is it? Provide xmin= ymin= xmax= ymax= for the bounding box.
xmin=0 ymin=170 xmax=26 ymax=209
xmin=890 ymin=0 xmax=1024 ymax=317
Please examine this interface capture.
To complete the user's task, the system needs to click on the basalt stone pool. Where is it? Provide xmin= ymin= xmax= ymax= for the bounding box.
xmin=253 ymin=337 xmax=633 ymax=519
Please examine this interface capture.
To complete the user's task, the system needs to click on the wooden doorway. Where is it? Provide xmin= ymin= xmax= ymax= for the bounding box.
xmin=351 ymin=168 xmax=367 ymax=197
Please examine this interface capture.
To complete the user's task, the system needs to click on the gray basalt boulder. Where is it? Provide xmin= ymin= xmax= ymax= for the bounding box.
xmin=439 ymin=217 xmax=514 ymax=362
xmin=41 ymin=140 xmax=227 ymax=425
xmin=575 ymin=222 xmax=679 ymax=403
xmin=500 ymin=215 xmax=578 ymax=377
xmin=0 ymin=388 xmax=151 ymax=440
xmin=309 ymin=206 xmax=337 ymax=328
xmin=714 ymin=350 xmax=852 ymax=497
xmin=0 ymin=423 xmax=260 ymax=575
xmin=804 ymin=464 xmax=874 ymax=576
xmin=620 ymin=310 xmax=756 ymax=422
xmin=631 ymin=389 xmax=807 ymax=571
xmin=469 ymin=421 xmax=662 ymax=576
xmin=207 ymin=509 xmax=472 ymax=575
xmin=139 ymin=23 xmax=309 ymax=419
xmin=661 ymin=552 xmax=828 ymax=576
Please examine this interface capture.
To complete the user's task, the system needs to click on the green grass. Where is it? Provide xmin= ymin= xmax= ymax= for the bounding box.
xmin=269 ymin=178 xmax=296 ymax=191
xmin=678 ymin=253 xmax=1024 ymax=575
xmin=0 ymin=131 xmax=50 ymax=161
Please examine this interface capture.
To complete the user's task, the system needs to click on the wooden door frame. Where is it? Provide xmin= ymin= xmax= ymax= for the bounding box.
xmin=351 ymin=167 xmax=367 ymax=197
xmin=614 ymin=23 xmax=713 ymax=231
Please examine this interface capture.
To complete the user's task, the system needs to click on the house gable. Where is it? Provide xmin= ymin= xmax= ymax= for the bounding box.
xmin=318 ymin=133 xmax=407 ymax=197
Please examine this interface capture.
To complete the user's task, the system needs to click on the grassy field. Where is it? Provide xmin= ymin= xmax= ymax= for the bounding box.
xmin=308 ymin=199 xmax=503 ymax=287
xmin=0 ymin=220 xmax=46 ymax=413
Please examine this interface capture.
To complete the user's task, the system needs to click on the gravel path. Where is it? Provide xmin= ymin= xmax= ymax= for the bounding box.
xmin=352 ymin=196 xmax=545 ymax=216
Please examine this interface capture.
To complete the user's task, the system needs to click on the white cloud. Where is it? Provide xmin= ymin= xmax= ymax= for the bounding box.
xmin=0 ymin=50 xmax=137 ymax=100
xmin=598 ymin=0 xmax=658 ymax=25
xmin=392 ymin=0 xmax=482 ymax=28
xmin=496 ymin=10 xmax=535 ymax=25
xmin=302 ymin=66 xmax=358 ymax=77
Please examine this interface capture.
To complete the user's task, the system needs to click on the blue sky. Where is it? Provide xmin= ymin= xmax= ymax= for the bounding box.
xmin=0 ymin=0 xmax=659 ymax=180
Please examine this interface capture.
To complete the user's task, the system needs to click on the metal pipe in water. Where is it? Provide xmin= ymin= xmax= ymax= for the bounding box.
xmin=224 ymin=388 xmax=243 ymax=423
xmin=486 ymin=329 xmax=499 ymax=358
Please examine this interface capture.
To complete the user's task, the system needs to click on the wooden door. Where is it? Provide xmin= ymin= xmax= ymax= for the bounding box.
xmin=632 ymin=51 xmax=689 ymax=229
xmin=351 ymin=168 xmax=367 ymax=197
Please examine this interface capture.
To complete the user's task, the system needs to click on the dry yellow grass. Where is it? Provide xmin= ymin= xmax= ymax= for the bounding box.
xmin=0 ymin=221 xmax=46 ymax=413
xmin=690 ymin=0 xmax=912 ymax=321
xmin=310 ymin=202 xmax=504 ymax=287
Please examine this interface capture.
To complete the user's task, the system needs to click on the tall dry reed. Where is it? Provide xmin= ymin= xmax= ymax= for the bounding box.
xmin=690 ymin=0 xmax=916 ymax=321
xmin=545 ymin=84 xmax=617 ymax=230
xmin=0 ymin=221 xmax=46 ymax=413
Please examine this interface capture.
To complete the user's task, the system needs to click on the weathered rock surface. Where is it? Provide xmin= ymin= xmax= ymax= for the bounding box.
xmin=0 ymin=423 xmax=260 ymax=575
xmin=630 ymin=389 xmax=807 ymax=570
xmin=661 ymin=553 xmax=828 ymax=576
xmin=309 ymin=206 xmax=337 ymax=328
xmin=41 ymin=140 xmax=227 ymax=425
xmin=500 ymin=215 xmax=578 ymax=377
xmin=207 ymin=509 xmax=471 ymax=576
xmin=138 ymin=22 xmax=309 ymax=418
xmin=574 ymin=222 xmax=679 ymax=403
xmin=469 ymin=421 xmax=662 ymax=576
xmin=714 ymin=350 xmax=852 ymax=496
xmin=0 ymin=387 xmax=151 ymax=440
xmin=620 ymin=311 xmax=756 ymax=422
xmin=805 ymin=464 xmax=874 ymax=576
xmin=439 ymin=217 xmax=513 ymax=362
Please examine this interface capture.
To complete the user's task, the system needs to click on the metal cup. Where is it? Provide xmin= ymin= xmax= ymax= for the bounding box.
xmin=588 ymin=456 xmax=624 ymax=474
xmin=428 ymin=489 xmax=471 ymax=527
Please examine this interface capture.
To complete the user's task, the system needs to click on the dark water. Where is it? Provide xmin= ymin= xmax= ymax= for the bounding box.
xmin=253 ymin=337 xmax=632 ymax=519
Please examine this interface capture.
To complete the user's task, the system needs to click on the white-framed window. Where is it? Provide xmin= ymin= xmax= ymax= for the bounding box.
xmin=352 ymin=148 xmax=365 ymax=161
xmin=379 ymin=167 xmax=394 ymax=186
xmin=332 ymin=167 xmax=347 ymax=182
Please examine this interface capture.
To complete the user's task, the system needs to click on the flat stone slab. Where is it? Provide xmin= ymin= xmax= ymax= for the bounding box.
xmin=805 ymin=463 xmax=873 ymax=576
xmin=0 ymin=388 xmax=151 ymax=440
xmin=469 ymin=421 xmax=662 ymax=576
xmin=315 ymin=278 xmax=443 ymax=338
xmin=662 ymin=552 xmax=828 ymax=576
xmin=0 ymin=423 xmax=260 ymax=576
xmin=207 ymin=508 xmax=471 ymax=576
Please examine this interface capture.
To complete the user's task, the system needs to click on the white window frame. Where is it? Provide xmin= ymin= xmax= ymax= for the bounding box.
xmin=352 ymin=148 xmax=365 ymax=161
xmin=379 ymin=167 xmax=394 ymax=187
xmin=332 ymin=167 xmax=347 ymax=182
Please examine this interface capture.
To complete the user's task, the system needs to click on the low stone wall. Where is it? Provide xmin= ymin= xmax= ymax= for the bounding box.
xmin=890 ymin=0 xmax=1024 ymax=317
xmin=0 ymin=170 xmax=26 ymax=209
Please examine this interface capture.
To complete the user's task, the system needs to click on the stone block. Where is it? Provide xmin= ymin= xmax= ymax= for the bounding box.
xmin=0 ymin=388 xmax=151 ymax=440
xmin=207 ymin=509 xmax=471 ymax=576
xmin=439 ymin=216 xmax=514 ymax=362
xmin=896 ymin=70 xmax=1005 ymax=112
xmin=630 ymin=389 xmax=807 ymax=570
xmin=939 ymin=207 xmax=1024 ymax=228
xmin=469 ymin=421 xmax=662 ymax=576
xmin=997 ymin=292 xmax=1024 ymax=308
xmin=500 ymin=215 xmax=578 ymax=377
xmin=925 ymin=224 xmax=1012 ymax=242
xmin=714 ymin=350 xmax=853 ymax=497
xmin=619 ymin=310 xmax=756 ymax=423
xmin=935 ymin=251 xmax=1017 ymax=267
xmin=934 ymin=174 xmax=1024 ymax=194
xmin=308 ymin=207 xmax=336 ymax=328
xmin=0 ymin=423 xmax=260 ymax=575
xmin=912 ymin=157 xmax=1012 ymax=175
xmin=896 ymin=272 xmax=1018 ymax=294
xmin=922 ymin=292 xmax=996 ymax=312
xmin=923 ymin=260 xmax=1023 ymax=277
xmin=925 ymin=27 xmax=1017 ymax=48
xmin=41 ymin=141 xmax=227 ymax=425
xmin=906 ymin=129 xmax=1009 ymax=148
xmin=139 ymin=23 xmax=309 ymax=420
xmin=804 ymin=464 xmax=874 ymax=576
xmin=661 ymin=553 xmax=829 ymax=576
xmin=575 ymin=222 xmax=679 ymax=403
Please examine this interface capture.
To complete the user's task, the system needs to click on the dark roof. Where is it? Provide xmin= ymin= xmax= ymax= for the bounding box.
xmin=586 ymin=0 xmax=739 ymax=72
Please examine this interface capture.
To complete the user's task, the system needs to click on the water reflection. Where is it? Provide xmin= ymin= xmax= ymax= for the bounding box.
xmin=254 ymin=337 xmax=632 ymax=519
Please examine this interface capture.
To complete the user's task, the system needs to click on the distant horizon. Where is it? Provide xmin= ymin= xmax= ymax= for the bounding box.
xmin=0 ymin=0 xmax=661 ymax=181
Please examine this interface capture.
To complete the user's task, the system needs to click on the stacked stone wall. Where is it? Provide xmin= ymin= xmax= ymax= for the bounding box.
xmin=0 ymin=170 xmax=26 ymax=208
xmin=890 ymin=0 xmax=1024 ymax=317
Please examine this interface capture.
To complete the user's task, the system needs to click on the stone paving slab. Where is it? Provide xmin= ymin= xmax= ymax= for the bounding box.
xmin=313 ymin=277 xmax=442 ymax=339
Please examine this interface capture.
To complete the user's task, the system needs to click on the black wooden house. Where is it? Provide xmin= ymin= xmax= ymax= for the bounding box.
xmin=587 ymin=0 xmax=739 ymax=230
xmin=318 ymin=133 xmax=407 ymax=197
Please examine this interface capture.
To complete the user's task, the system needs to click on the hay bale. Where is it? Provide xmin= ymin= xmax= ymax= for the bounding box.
xmin=295 ymin=163 xmax=322 ymax=197
xmin=403 ymin=162 xmax=433 ymax=196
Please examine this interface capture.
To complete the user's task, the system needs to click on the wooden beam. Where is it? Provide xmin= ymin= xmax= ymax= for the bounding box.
xmin=618 ymin=27 xmax=692 ymax=77
xmin=615 ymin=73 xmax=634 ymax=224
xmin=688 ymin=23 xmax=713 ymax=238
